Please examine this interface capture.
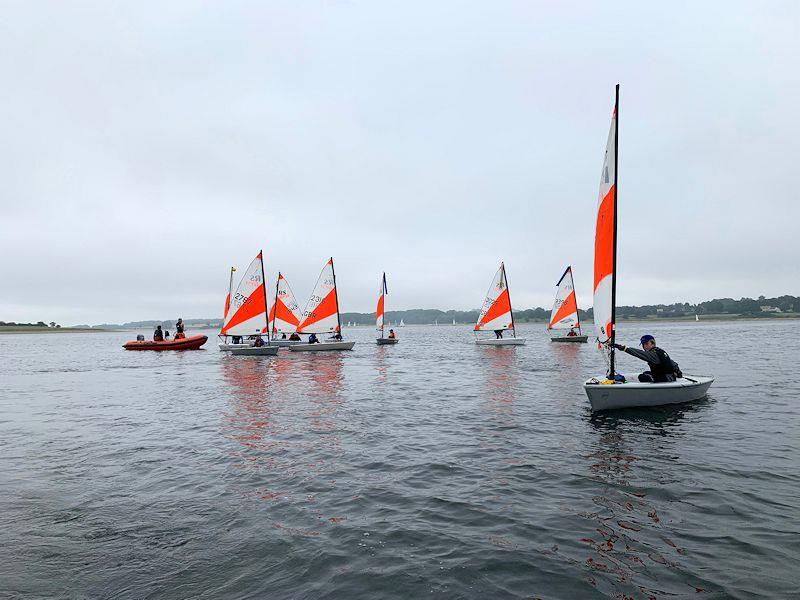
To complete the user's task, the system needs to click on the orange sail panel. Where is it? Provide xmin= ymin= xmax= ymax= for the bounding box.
xmin=593 ymin=105 xmax=616 ymax=344
xmin=549 ymin=266 xmax=580 ymax=330
xmin=271 ymin=273 xmax=301 ymax=334
xmin=297 ymin=259 xmax=340 ymax=333
xmin=221 ymin=252 xmax=268 ymax=335
xmin=474 ymin=263 xmax=513 ymax=331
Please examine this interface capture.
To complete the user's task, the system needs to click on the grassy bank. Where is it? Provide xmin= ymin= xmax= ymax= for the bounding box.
xmin=0 ymin=326 xmax=110 ymax=334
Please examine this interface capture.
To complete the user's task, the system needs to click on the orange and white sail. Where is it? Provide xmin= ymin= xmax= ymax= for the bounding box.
xmin=220 ymin=251 xmax=268 ymax=336
xmin=549 ymin=266 xmax=580 ymax=331
xmin=222 ymin=266 xmax=236 ymax=325
xmin=593 ymin=99 xmax=617 ymax=344
xmin=474 ymin=263 xmax=514 ymax=332
xmin=376 ymin=273 xmax=388 ymax=331
xmin=269 ymin=272 xmax=301 ymax=335
xmin=297 ymin=258 xmax=340 ymax=334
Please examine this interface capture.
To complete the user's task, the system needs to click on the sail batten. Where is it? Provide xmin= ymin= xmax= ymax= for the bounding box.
xmin=297 ymin=258 xmax=341 ymax=334
xmin=221 ymin=252 xmax=268 ymax=336
xmin=474 ymin=263 xmax=514 ymax=332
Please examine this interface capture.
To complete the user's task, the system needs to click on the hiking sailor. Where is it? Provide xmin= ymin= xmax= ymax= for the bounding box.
xmin=613 ymin=334 xmax=682 ymax=383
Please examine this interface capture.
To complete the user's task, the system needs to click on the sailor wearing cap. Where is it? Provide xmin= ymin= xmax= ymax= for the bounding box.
xmin=613 ymin=334 xmax=682 ymax=383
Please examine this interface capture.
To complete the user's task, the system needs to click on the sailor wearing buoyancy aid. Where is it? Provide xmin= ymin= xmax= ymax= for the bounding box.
xmin=613 ymin=335 xmax=682 ymax=383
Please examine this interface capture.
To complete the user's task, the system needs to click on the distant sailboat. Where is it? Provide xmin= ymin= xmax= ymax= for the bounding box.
xmin=376 ymin=272 xmax=398 ymax=345
xmin=473 ymin=262 xmax=526 ymax=345
xmin=695 ymin=314 xmax=700 ymax=322
xmin=547 ymin=266 xmax=588 ymax=343
xmin=583 ymin=85 xmax=712 ymax=410
xmin=291 ymin=258 xmax=355 ymax=352
xmin=220 ymin=250 xmax=277 ymax=355
xmin=400 ymin=319 xmax=405 ymax=327
xmin=452 ymin=318 xmax=456 ymax=326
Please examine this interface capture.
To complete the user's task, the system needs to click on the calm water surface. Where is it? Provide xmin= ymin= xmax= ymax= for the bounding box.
xmin=1 ymin=320 xmax=798 ymax=599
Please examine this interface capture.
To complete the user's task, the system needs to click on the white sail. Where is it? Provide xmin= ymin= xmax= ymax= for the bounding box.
xmin=376 ymin=274 xmax=387 ymax=331
xmin=593 ymin=103 xmax=617 ymax=344
xmin=297 ymin=258 xmax=340 ymax=334
xmin=221 ymin=251 xmax=268 ymax=336
xmin=400 ymin=319 xmax=405 ymax=327
xmin=474 ymin=263 xmax=514 ymax=332
xmin=270 ymin=272 xmax=301 ymax=335
xmin=549 ymin=266 xmax=580 ymax=331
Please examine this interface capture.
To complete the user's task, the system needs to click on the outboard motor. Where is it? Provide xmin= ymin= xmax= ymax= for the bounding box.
xmin=136 ymin=334 xmax=145 ymax=341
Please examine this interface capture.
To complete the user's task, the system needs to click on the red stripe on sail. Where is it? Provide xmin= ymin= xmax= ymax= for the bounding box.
xmin=376 ymin=294 xmax=384 ymax=321
xmin=594 ymin=184 xmax=615 ymax=291
xmin=275 ymin=298 xmax=300 ymax=326
xmin=549 ymin=290 xmax=578 ymax=328
xmin=297 ymin=288 xmax=338 ymax=332
xmin=221 ymin=284 xmax=267 ymax=334
xmin=475 ymin=289 xmax=511 ymax=330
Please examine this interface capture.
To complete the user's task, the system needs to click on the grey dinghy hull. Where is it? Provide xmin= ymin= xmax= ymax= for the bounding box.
xmin=219 ymin=343 xmax=250 ymax=351
xmin=376 ymin=338 xmax=398 ymax=345
xmin=475 ymin=338 xmax=526 ymax=346
xmin=584 ymin=375 xmax=714 ymax=412
xmin=229 ymin=346 xmax=279 ymax=356
xmin=549 ymin=336 xmax=588 ymax=343
xmin=289 ymin=341 xmax=356 ymax=352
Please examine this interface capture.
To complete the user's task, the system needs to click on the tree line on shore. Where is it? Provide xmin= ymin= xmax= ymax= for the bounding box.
xmin=10 ymin=295 xmax=795 ymax=329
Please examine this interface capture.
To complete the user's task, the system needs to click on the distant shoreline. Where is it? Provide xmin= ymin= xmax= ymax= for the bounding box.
xmin=0 ymin=327 xmax=111 ymax=334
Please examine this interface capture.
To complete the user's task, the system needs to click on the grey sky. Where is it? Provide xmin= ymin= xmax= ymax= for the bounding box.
xmin=1 ymin=1 xmax=798 ymax=324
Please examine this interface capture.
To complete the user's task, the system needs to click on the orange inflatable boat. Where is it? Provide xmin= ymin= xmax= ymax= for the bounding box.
xmin=123 ymin=334 xmax=208 ymax=351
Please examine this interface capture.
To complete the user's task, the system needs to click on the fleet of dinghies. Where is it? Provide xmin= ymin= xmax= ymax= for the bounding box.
xmin=205 ymin=84 xmax=714 ymax=412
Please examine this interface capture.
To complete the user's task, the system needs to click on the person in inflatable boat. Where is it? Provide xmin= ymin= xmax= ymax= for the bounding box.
xmin=613 ymin=335 xmax=682 ymax=383
xmin=153 ymin=325 xmax=164 ymax=341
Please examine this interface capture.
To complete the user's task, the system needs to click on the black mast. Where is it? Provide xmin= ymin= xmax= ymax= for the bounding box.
xmin=272 ymin=272 xmax=281 ymax=341
xmin=503 ymin=263 xmax=517 ymax=338
xmin=258 ymin=250 xmax=271 ymax=345
xmin=380 ymin=272 xmax=386 ymax=339
xmin=330 ymin=257 xmax=342 ymax=336
xmin=609 ymin=84 xmax=619 ymax=377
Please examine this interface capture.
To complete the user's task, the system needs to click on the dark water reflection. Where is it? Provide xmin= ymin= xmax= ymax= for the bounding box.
xmin=0 ymin=321 xmax=798 ymax=598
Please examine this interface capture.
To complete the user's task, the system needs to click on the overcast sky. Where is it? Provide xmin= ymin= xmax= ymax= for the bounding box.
xmin=1 ymin=1 xmax=798 ymax=324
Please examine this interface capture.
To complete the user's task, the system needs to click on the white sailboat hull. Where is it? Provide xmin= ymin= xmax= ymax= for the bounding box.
xmin=269 ymin=339 xmax=302 ymax=348
xmin=584 ymin=375 xmax=714 ymax=412
xmin=219 ymin=343 xmax=250 ymax=351
xmin=376 ymin=338 xmax=398 ymax=345
xmin=550 ymin=335 xmax=588 ymax=343
xmin=229 ymin=346 xmax=279 ymax=356
xmin=289 ymin=341 xmax=356 ymax=352
xmin=475 ymin=338 xmax=526 ymax=346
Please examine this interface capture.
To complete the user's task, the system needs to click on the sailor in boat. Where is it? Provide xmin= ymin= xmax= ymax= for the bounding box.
xmin=308 ymin=333 xmax=319 ymax=344
xmin=494 ymin=329 xmax=504 ymax=339
xmin=567 ymin=328 xmax=578 ymax=337
xmin=164 ymin=330 xmax=171 ymax=340
xmin=153 ymin=325 xmax=164 ymax=341
xmin=289 ymin=332 xmax=301 ymax=341
xmin=232 ymin=335 xmax=243 ymax=344
xmin=281 ymin=333 xmax=287 ymax=340
xmin=253 ymin=335 xmax=265 ymax=347
xmin=175 ymin=318 xmax=185 ymax=340
xmin=329 ymin=331 xmax=343 ymax=341
xmin=613 ymin=335 xmax=682 ymax=383
xmin=388 ymin=329 xmax=396 ymax=339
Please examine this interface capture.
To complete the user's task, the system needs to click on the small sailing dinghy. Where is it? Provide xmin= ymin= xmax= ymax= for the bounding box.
xmin=218 ymin=251 xmax=278 ymax=355
xmin=548 ymin=266 xmax=588 ymax=343
xmin=290 ymin=258 xmax=356 ymax=352
xmin=583 ymin=86 xmax=712 ymax=411
xmin=400 ymin=319 xmax=405 ymax=327
xmin=268 ymin=272 xmax=302 ymax=347
xmin=474 ymin=262 xmax=526 ymax=346
xmin=376 ymin=273 xmax=398 ymax=345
